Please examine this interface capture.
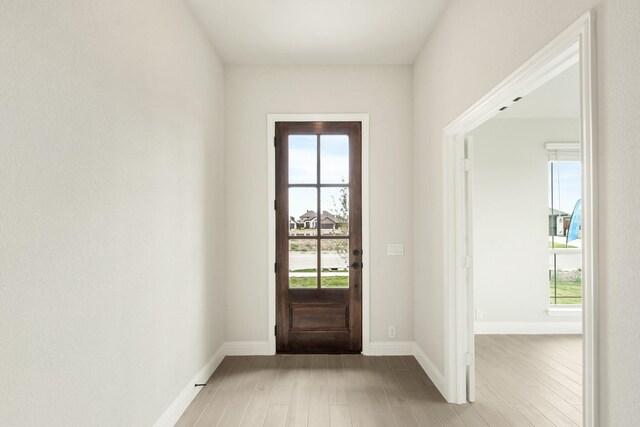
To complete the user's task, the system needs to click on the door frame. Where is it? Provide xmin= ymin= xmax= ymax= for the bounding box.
xmin=440 ymin=11 xmax=598 ymax=427
xmin=267 ymin=113 xmax=370 ymax=355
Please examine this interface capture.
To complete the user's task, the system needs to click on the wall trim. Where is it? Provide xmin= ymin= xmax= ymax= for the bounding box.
xmin=153 ymin=344 xmax=225 ymax=427
xmin=439 ymin=12 xmax=597 ymax=423
xmin=475 ymin=322 xmax=582 ymax=335
xmin=224 ymin=341 xmax=271 ymax=356
xmin=367 ymin=341 xmax=414 ymax=355
xmin=547 ymin=306 xmax=583 ymax=317
xmin=413 ymin=343 xmax=448 ymax=401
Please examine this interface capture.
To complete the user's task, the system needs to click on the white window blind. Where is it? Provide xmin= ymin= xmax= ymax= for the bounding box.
xmin=545 ymin=141 xmax=580 ymax=161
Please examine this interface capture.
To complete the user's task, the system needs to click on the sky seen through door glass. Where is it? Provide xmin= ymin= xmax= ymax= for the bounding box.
xmin=288 ymin=135 xmax=349 ymax=219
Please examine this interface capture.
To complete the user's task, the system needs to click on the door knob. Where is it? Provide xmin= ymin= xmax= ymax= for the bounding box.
xmin=350 ymin=262 xmax=361 ymax=269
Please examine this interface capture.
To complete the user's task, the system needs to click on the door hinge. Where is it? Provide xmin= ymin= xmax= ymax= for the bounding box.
xmin=465 ymin=352 xmax=474 ymax=366
xmin=274 ymin=325 xmax=277 ymax=336
xmin=274 ymin=136 xmax=276 ymax=147
xmin=274 ymin=262 xmax=277 ymax=273
xmin=461 ymin=158 xmax=472 ymax=171
xmin=464 ymin=256 xmax=473 ymax=269
xmin=274 ymin=199 xmax=277 ymax=210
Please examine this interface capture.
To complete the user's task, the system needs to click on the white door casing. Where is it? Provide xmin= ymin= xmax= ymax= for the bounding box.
xmin=440 ymin=11 xmax=597 ymax=427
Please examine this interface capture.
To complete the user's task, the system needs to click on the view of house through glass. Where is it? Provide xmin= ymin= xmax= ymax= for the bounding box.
xmin=548 ymin=159 xmax=582 ymax=304
xmin=288 ymin=134 xmax=350 ymax=288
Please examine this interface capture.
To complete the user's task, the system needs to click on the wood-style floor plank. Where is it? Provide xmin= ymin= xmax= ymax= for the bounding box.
xmin=285 ymin=355 xmax=312 ymax=426
xmin=402 ymin=356 xmax=436 ymax=388
xmin=511 ymin=403 xmax=556 ymax=427
xmin=452 ymin=404 xmax=489 ymax=427
xmin=363 ymin=379 xmax=397 ymax=426
xmin=468 ymin=397 xmax=511 ymax=427
xmin=308 ymin=385 xmax=331 ymax=427
xmin=310 ymin=354 xmax=329 ymax=385
xmin=391 ymin=361 xmax=442 ymax=427
xmin=391 ymin=405 xmax=420 ymax=426
xmin=483 ymin=336 xmax=582 ymax=405
xmin=175 ymin=357 xmax=238 ymax=427
xmin=528 ymin=384 xmax=582 ymax=425
xmin=420 ymin=385 xmax=466 ymax=427
xmin=495 ymin=335 xmax=582 ymax=384
xmin=218 ymin=356 xmax=269 ymax=426
xmin=475 ymin=382 xmax=533 ymax=427
xmin=194 ymin=356 xmax=251 ymax=426
xmin=240 ymin=356 xmax=282 ymax=426
xmin=176 ymin=335 xmax=581 ymax=427
xmin=476 ymin=335 xmax=582 ymax=426
xmin=386 ymin=355 xmax=407 ymax=370
xmin=269 ymin=355 xmax=298 ymax=405
xmin=476 ymin=363 xmax=555 ymax=427
xmin=330 ymin=404 xmax=352 ymax=427
xmin=327 ymin=355 xmax=348 ymax=405
xmin=409 ymin=401 xmax=443 ymax=427
xmin=262 ymin=404 xmax=288 ymax=427
xmin=374 ymin=357 xmax=410 ymax=407
xmin=341 ymin=355 xmax=378 ymax=427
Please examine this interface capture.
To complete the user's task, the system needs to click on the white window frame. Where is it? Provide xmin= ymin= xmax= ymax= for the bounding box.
xmin=547 ymin=143 xmax=583 ymax=307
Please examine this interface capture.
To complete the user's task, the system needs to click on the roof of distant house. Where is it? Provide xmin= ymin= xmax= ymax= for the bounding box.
xmin=297 ymin=210 xmax=340 ymax=222
xmin=549 ymin=208 xmax=570 ymax=216
xmin=320 ymin=211 xmax=337 ymax=222
xmin=300 ymin=210 xmax=316 ymax=220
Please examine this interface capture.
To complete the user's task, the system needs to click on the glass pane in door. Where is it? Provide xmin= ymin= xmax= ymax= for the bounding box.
xmin=289 ymin=187 xmax=317 ymax=236
xmin=320 ymin=239 xmax=349 ymax=288
xmin=320 ymin=135 xmax=349 ymax=184
xmin=320 ymin=187 xmax=349 ymax=236
xmin=289 ymin=239 xmax=317 ymax=288
xmin=289 ymin=135 xmax=317 ymax=184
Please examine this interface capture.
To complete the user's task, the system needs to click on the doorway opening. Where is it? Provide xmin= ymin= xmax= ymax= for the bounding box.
xmin=466 ymin=61 xmax=584 ymax=425
xmin=441 ymin=12 xmax=597 ymax=426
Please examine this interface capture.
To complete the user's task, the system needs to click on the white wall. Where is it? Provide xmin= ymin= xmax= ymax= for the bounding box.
xmin=471 ymin=118 xmax=581 ymax=329
xmin=0 ymin=1 xmax=225 ymax=425
xmin=413 ymin=0 xmax=640 ymax=423
xmin=224 ymin=65 xmax=414 ymax=344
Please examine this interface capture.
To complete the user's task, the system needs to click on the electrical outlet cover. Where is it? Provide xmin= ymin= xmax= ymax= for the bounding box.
xmin=387 ymin=326 xmax=396 ymax=338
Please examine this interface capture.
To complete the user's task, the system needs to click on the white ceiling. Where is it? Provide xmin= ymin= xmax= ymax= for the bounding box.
xmin=496 ymin=63 xmax=580 ymax=119
xmin=187 ymin=0 xmax=450 ymax=64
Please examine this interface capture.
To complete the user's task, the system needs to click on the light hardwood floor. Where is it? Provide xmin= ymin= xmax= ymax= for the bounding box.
xmin=176 ymin=335 xmax=582 ymax=426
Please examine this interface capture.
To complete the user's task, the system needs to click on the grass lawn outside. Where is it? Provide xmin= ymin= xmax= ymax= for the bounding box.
xmin=550 ymin=270 xmax=582 ymax=304
xmin=289 ymin=275 xmax=348 ymax=288
xmin=289 ymin=239 xmax=348 ymax=252
xmin=548 ymin=242 xmax=577 ymax=248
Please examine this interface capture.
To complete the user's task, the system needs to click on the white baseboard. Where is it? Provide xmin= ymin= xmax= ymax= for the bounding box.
xmin=224 ymin=341 xmax=272 ymax=355
xmin=475 ymin=321 xmax=582 ymax=334
xmin=153 ymin=344 xmax=225 ymax=427
xmin=366 ymin=341 xmax=415 ymax=355
xmin=412 ymin=343 xmax=448 ymax=401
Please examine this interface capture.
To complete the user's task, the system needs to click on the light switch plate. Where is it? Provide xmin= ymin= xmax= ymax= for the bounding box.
xmin=387 ymin=244 xmax=404 ymax=256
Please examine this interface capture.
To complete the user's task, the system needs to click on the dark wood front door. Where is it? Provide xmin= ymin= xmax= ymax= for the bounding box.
xmin=275 ymin=121 xmax=362 ymax=353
